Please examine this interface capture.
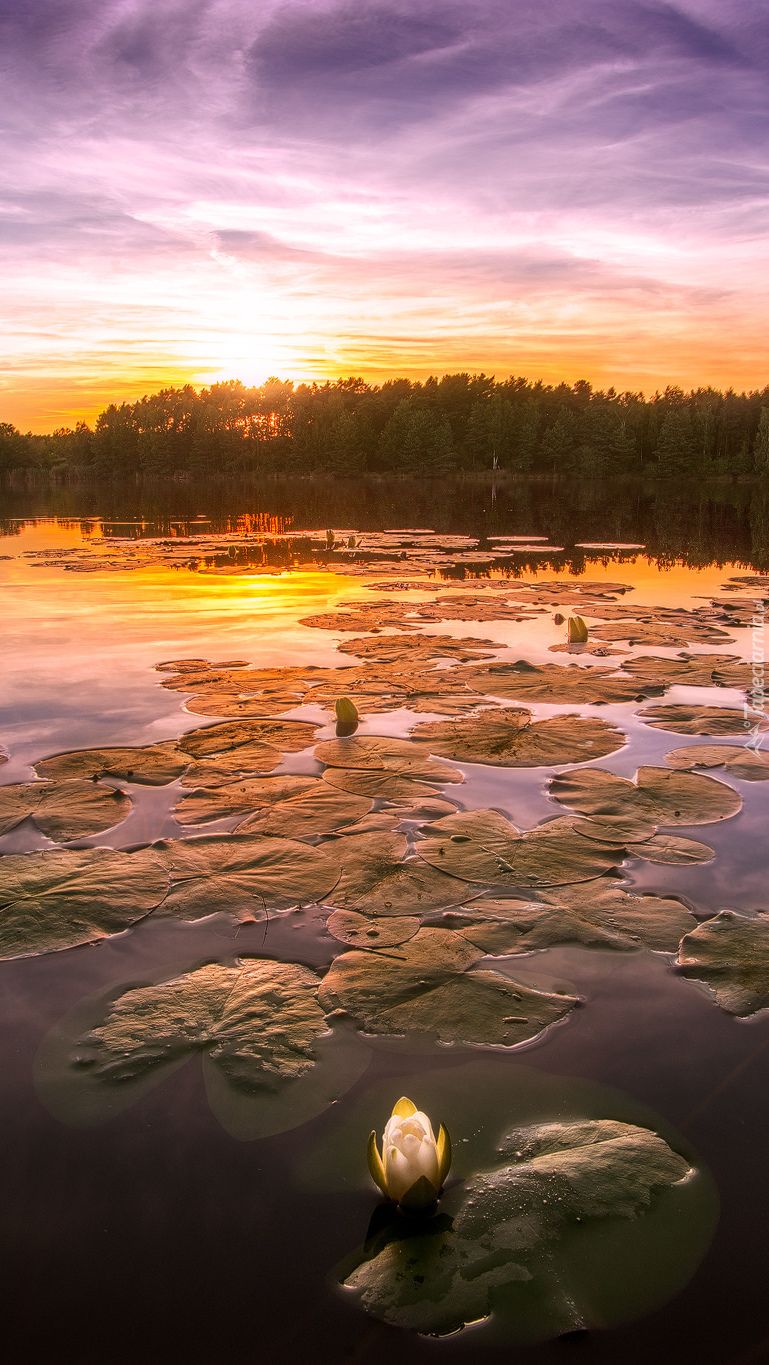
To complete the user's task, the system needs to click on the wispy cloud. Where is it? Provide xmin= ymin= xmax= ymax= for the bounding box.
xmin=2 ymin=0 xmax=768 ymax=427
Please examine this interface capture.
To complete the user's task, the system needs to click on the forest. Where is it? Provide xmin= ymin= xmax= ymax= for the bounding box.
xmin=3 ymin=373 xmax=769 ymax=480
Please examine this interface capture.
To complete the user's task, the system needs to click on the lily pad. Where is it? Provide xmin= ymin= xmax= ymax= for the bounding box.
xmin=322 ymin=767 xmax=459 ymax=801
xmin=664 ymin=744 xmax=769 ymax=781
xmin=326 ymin=910 xmax=421 ymax=948
xmin=622 ymin=653 xmax=753 ymax=691
xmin=629 ymin=835 xmax=714 ymax=865
xmin=343 ymin=1118 xmax=691 ymax=1338
xmin=589 ymin=620 xmax=732 ymax=647
xmin=326 ymin=832 xmax=472 ymax=916
xmin=35 ymin=959 xmax=371 ymax=1139
xmin=173 ymin=775 xmax=317 ymax=826
xmin=550 ymin=765 xmax=742 ymax=827
xmin=677 ymin=911 xmax=769 ymax=1014
xmin=638 ymin=705 xmax=768 ymax=736
xmin=0 ymin=847 xmax=169 ymax=959
xmin=177 ymin=745 xmax=282 ymax=786
xmin=71 ymin=959 xmax=327 ymax=1084
xmin=0 ymin=779 xmax=132 ymax=840
xmin=416 ymin=809 xmax=621 ymax=888
xmin=443 ymin=877 xmax=697 ymax=953
xmin=153 ymin=833 xmax=341 ymax=920
xmin=410 ymin=710 xmax=625 ymax=766
xmin=464 ymin=661 xmax=649 ymax=705
xmin=176 ymin=717 xmax=318 ymax=758
xmin=34 ymin=743 xmax=189 ymax=785
xmin=184 ymin=693 xmax=306 ymax=718
xmin=318 ymin=926 xmax=576 ymax=1046
xmin=337 ymin=634 xmax=502 ymax=665
xmin=314 ymin=735 xmax=464 ymax=784
xmin=236 ymin=786 xmax=372 ymax=839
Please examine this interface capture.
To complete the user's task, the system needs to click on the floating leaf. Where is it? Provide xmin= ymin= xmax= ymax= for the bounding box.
xmin=337 ymin=634 xmax=502 ymax=665
xmin=326 ymin=910 xmax=420 ymax=948
xmin=416 ymin=809 xmax=621 ymax=888
xmin=677 ymin=911 xmax=769 ymax=1014
xmin=237 ymin=786 xmax=372 ymax=839
xmin=465 ymin=661 xmax=648 ymax=704
xmin=173 ymin=775 xmax=317 ymax=826
xmin=629 ymin=834 xmax=714 ymax=865
xmin=550 ymin=765 xmax=742 ymax=827
xmin=0 ymin=779 xmax=131 ymax=839
xmin=589 ymin=619 xmax=732 ymax=646
xmin=664 ymin=744 xmax=769 ymax=781
xmin=34 ymin=743 xmax=189 ymax=785
xmin=621 ymin=653 xmax=752 ymax=691
xmin=0 ymin=847 xmax=168 ymax=959
xmin=410 ymin=709 xmax=625 ymax=767
xmin=36 ymin=961 xmax=371 ymax=1139
xmin=444 ymin=877 xmax=697 ymax=953
xmin=177 ymin=744 xmax=282 ymax=786
xmin=153 ymin=833 xmax=341 ymax=919
xmin=72 ymin=959 xmax=328 ymax=1084
xmin=318 ymin=926 xmax=576 ymax=1046
xmin=639 ymin=705 xmax=767 ymax=736
xmin=314 ymin=735 xmax=463 ymax=784
xmin=322 ymin=767 xmax=454 ymax=801
xmin=326 ymin=832 xmax=472 ymax=915
xmin=343 ymin=1119 xmax=691 ymax=1338
xmin=176 ymin=717 xmax=318 ymax=758
xmin=184 ymin=693 xmax=305 ymax=718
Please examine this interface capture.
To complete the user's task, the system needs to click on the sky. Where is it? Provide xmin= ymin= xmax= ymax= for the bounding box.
xmin=2 ymin=0 xmax=769 ymax=431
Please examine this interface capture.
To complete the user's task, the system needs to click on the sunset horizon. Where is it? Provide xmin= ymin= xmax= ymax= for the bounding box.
xmin=3 ymin=1 xmax=769 ymax=433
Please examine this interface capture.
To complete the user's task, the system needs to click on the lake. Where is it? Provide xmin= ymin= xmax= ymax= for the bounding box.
xmin=1 ymin=476 xmax=767 ymax=1365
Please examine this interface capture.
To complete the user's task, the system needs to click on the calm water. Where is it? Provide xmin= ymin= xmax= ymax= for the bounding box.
xmin=1 ymin=479 xmax=768 ymax=1365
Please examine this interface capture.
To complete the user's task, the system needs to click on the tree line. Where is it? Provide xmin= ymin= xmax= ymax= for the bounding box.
xmin=3 ymin=373 xmax=769 ymax=479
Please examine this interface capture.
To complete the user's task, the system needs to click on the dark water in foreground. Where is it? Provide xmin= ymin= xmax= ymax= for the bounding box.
xmin=1 ymin=479 xmax=768 ymax=1365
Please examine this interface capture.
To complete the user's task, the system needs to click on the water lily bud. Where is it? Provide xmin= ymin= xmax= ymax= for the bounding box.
xmin=325 ymin=529 xmax=335 ymax=548
xmin=567 ymin=615 xmax=589 ymax=643
xmin=367 ymin=1096 xmax=452 ymax=1210
xmin=335 ymin=697 xmax=359 ymax=724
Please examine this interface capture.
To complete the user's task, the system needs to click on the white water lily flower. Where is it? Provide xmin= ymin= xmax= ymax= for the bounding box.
xmin=367 ymin=1097 xmax=452 ymax=1209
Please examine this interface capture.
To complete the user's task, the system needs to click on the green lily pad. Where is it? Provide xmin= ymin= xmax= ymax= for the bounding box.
xmin=464 ymin=661 xmax=649 ymax=704
xmin=35 ymin=958 xmax=371 ymax=1139
xmin=326 ymin=831 xmax=473 ymax=915
xmin=664 ymin=745 xmax=769 ymax=781
xmin=173 ymin=775 xmax=317 ymax=826
xmin=639 ymin=705 xmax=768 ymax=736
xmin=318 ymin=926 xmax=576 ymax=1045
xmin=236 ymin=786 xmax=372 ymax=839
xmin=677 ymin=911 xmax=769 ymax=1014
xmin=550 ymin=765 xmax=742 ymax=827
xmin=343 ymin=1118 xmax=692 ymax=1338
xmin=34 ymin=743 xmax=189 ymax=785
xmin=326 ymin=910 xmax=421 ymax=948
xmin=176 ymin=717 xmax=318 ymax=758
xmin=74 ymin=959 xmax=327 ymax=1082
xmin=0 ymin=847 xmax=169 ymax=959
xmin=416 ymin=809 xmax=621 ymax=888
xmin=153 ymin=833 xmax=341 ymax=920
xmin=0 ymin=780 xmax=132 ymax=840
xmin=410 ymin=709 xmax=625 ymax=766
xmin=445 ymin=877 xmax=697 ymax=953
